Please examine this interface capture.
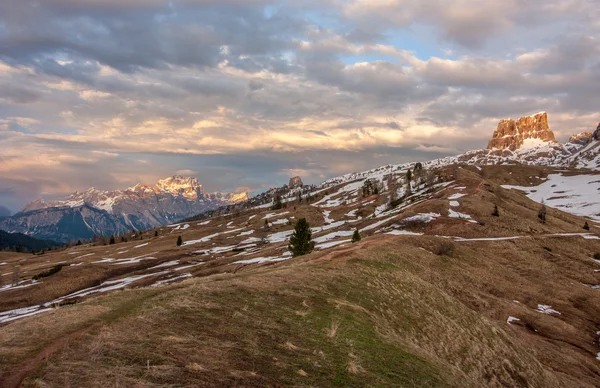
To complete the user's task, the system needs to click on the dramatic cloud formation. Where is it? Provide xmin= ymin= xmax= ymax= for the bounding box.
xmin=0 ymin=0 xmax=599 ymax=211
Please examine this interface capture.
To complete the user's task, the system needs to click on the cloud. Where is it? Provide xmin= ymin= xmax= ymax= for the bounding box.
xmin=0 ymin=0 xmax=598 ymax=210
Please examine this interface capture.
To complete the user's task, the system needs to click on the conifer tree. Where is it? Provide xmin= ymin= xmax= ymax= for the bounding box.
xmin=272 ymin=194 xmax=283 ymax=210
xmin=583 ymin=221 xmax=590 ymax=230
xmin=154 ymin=230 xmax=159 ymax=237
xmin=352 ymin=229 xmax=361 ymax=243
xmin=288 ymin=218 xmax=315 ymax=257
xmin=109 ymin=235 xmax=116 ymax=245
xmin=538 ymin=203 xmax=547 ymax=224
xmin=177 ymin=235 xmax=183 ymax=246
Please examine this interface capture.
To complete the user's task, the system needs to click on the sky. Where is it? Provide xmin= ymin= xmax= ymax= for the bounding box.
xmin=1 ymin=0 xmax=599 ymax=213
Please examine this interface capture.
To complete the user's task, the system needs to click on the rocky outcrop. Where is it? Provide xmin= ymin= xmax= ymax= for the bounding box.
xmin=568 ymin=132 xmax=592 ymax=146
xmin=487 ymin=112 xmax=557 ymax=151
xmin=289 ymin=176 xmax=304 ymax=188
xmin=593 ymin=124 xmax=600 ymax=141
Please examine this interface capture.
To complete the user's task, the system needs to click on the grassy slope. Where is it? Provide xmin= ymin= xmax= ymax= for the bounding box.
xmin=1 ymin=231 xmax=598 ymax=387
xmin=0 ymin=165 xmax=599 ymax=387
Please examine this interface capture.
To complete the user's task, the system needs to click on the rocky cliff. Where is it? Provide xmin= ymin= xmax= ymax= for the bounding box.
xmin=1 ymin=176 xmax=249 ymax=243
xmin=288 ymin=176 xmax=304 ymax=188
xmin=487 ymin=112 xmax=557 ymax=151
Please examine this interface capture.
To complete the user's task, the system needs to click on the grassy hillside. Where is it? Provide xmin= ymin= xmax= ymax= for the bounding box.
xmin=0 ymin=165 xmax=599 ymax=387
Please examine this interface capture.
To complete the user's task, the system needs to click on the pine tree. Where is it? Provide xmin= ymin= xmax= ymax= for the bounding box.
xmin=406 ymin=169 xmax=412 ymax=182
xmin=352 ymin=229 xmax=361 ymax=243
xmin=288 ymin=218 xmax=315 ymax=257
xmin=492 ymin=205 xmax=499 ymax=217
xmin=583 ymin=221 xmax=590 ymax=230
xmin=538 ymin=204 xmax=547 ymax=224
xmin=154 ymin=230 xmax=159 ymax=237
xmin=109 ymin=235 xmax=116 ymax=245
xmin=272 ymin=194 xmax=283 ymax=210
xmin=177 ymin=235 xmax=183 ymax=246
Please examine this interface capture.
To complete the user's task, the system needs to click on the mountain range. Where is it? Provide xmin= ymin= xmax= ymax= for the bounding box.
xmin=1 ymin=112 xmax=600 ymax=386
xmin=0 ymin=176 xmax=249 ymax=243
xmin=1 ymin=112 xmax=598 ymax=244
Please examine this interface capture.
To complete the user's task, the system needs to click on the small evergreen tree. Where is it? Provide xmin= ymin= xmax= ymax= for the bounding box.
xmin=288 ymin=218 xmax=315 ymax=257
xmin=154 ymin=230 xmax=159 ymax=237
xmin=76 ymin=240 xmax=82 ymax=246
xmin=538 ymin=204 xmax=547 ymax=224
xmin=177 ymin=235 xmax=183 ymax=246
xmin=406 ymin=169 xmax=412 ymax=182
xmin=583 ymin=221 xmax=590 ymax=230
xmin=109 ymin=235 xmax=116 ymax=245
xmin=272 ymin=194 xmax=283 ymax=210
xmin=492 ymin=205 xmax=499 ymax=217
xmin=352 ymin=229 xmax=361 ymax=243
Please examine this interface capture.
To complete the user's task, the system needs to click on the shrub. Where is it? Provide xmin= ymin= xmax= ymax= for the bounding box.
xmin=583 ymin=221 xmax=590 ymax=230
xmin=538 ymin=204 xmax=547 ymax=224
xmin=435 ymin=241 xmax=455 ymax=257
xmin=594 ymin=252 xmax=600 ymax=260
xmin=492 ymin=205 xmax=499 ymax=217
xmin=109 ymin=235 xmax=116 ymax=245
xmin=33 ymin=264 xmax=67 ymax=281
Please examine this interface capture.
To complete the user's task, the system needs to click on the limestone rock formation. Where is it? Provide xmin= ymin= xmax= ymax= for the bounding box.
xmin=289 ymin=176 xmax=304 ymax=188
xmin=487 ymin=112 xmax=557 ymax=151
xmin=568 ymin=132 xmax=592 ymax=146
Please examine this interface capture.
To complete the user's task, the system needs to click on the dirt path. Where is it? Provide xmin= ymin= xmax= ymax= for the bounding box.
xmin=0 ymin=322 xmax=102 ymax=388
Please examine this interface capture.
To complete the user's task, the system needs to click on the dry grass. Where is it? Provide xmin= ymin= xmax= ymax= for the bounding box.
xmin=0 ymin=165 xmax=599 ymax=387
xmin=325 ymin=318 xmax=341 ymax=339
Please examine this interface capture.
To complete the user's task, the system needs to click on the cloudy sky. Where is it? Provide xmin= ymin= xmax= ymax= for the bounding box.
xmin=1 ymin=0 xmax=599 ymax=213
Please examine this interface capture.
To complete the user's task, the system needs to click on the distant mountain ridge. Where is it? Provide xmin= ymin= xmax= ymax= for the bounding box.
xmin=0 ymin=230 xmax=61 ymax=252
xmin=0 ymin=176 xmax=249 ymax=243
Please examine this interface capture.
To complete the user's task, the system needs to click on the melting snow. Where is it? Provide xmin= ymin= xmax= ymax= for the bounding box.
xmin=385 ymin=230 xmax=423 ymax=236
xmin=449 ymin=201 xmax=459 ymax=207
xmin=537 ymin=304 xmax=561 ymax=315
xmin=134 ymin=243 xmax=149 ymax=248
xmin=315 ymin=239 xmax=351 ymax=249
xmin=507 ymin=316 xmax=520 ymax=324
xmin=263 ymin=211 xmax=289 ymax=219
xmin=183 ymin=227 xmax=245 ymax=246
xmin=502 ymin=173 xmax=600 ymax=221
xmin=151 ymin=273 xmax=192 ymax=287
xmin=232 ymin=256 xmax=289 ymax=264
xmin=448 ymin=193 xmax=466 ymax=200
xmin=313 ymin=230 xmax=355 ymax=243
xmin=149 ymin=260 xmax=180 ymax=269
xmin=448 ymin=209 xmax=478 ymax=223
xmin=267 ymin=230 xmax=294 ymax=243
xmin=403 ymin=213 xmax=441 ymax=224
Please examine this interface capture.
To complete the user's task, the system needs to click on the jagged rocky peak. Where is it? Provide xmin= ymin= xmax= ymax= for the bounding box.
xmin=288 ymin=176 xmax=304 ymax=188
xmin=568 ymin=132 xmax=593 ymax=146
xmin=155 ymin=175 xmax=204 ymax=200
xmin=487 ymin=112 xmax=557 ymax=151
